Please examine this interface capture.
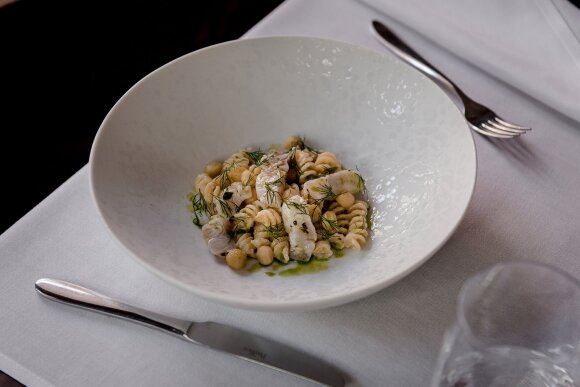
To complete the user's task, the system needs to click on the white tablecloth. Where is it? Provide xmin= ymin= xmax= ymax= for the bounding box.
xmin=2 ymin=0 xmax=580 ymax=386
xmin=358 ymin=0 xmax=580 ymax=123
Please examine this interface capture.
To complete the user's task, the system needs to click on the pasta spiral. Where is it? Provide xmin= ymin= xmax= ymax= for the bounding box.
xmin=233 ymin=201 xmax=264 ymax=231
xmin=328 ymin=201 xmax=350 ymax=229
xmin=294 ymin=149 xmax=318 ymax=184
xmin=195 ymin=173 xmax=219 ymax=203
xmin=190 ymin=136 xmax=370 ymax=270
xmin=235 ymin=233 xmax=256 ymax=258
xmin=241 ymin=165 xmax=262 ymax=187
xmin=344 ymin=201 xmax=369 ymax=250
xmin=271 ymin=237 xmax=290 ymax=263
xmin=251 ymin=224 xmax=271 ymax=249
xmin=283 ymin=183 xmax=301 ymax=199
xmin=328 ymin=233 xmax=346 ymax=250
xmin=314 ymin=152 xmax=340 ymax=175
xmin=254 ymin=208 xmax=283 ymax=227
xmin=321 ymin=210 xmax=347 ymax=235
xmin=223 ymin=151 xmax=250 ymax=183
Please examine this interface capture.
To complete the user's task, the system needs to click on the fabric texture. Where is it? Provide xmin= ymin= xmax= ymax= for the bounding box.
xmin=357 ymin=0 xmax=580 ymax=122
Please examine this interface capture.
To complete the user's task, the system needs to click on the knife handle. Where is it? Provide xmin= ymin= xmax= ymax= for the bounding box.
xmin=371 ymin=20 xmax=467 ymax=110
xmin=35 ymin=278 xmax=192 ymax=338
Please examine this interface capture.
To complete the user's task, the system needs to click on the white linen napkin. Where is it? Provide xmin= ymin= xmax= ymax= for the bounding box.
xmin=358 ymin=0 xmax=580 ymax=122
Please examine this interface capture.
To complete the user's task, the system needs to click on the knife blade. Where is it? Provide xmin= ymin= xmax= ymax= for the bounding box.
xmin=35 ymin=278 xmax=345 ymax=387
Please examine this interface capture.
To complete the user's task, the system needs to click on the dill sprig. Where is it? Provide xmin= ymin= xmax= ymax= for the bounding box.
xmin=283 ymin=199 xmax=308 ymax=215
xmin=320 ymin=215 xmax=339 ymax=234
xmin=313 ymin=182 xmax=336 ymax=207
xmin=217 ymin=160 xmax=240 ymax=189
xmin=294 ymin=137 xmax=305 ymax=149
xmin=265 ymin=176 xmax=284 ymax=205
xmin=245 ymin=149 xmax=268 ymax=166
xmin=218 ymin=169 xmax=231 ymax=190
xmin=231 ymin=215 xmax=246 ymax=232
xmin=189 ymin=190 xmax=211 ymax=228
xmin=321 ymin=166 xmax=337 ymax=176
xmin=319 ymin=228 xmax=335 ymax=241
xmin=265 ymin=223 xmax=285 ymax=240
xmin=355 ymin=167 xmax=367 ymax=198
xmin=228 ymin=228 xmax=247 ymax=240
xmin=288 ymin=147 xmax=301 ymax=173
xmin=212 ymin=193 xmax=235 ymax=218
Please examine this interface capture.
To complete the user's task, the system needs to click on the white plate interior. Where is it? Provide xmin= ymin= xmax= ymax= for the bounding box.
xmin=90 ymin=37 xmax=476 ymax=311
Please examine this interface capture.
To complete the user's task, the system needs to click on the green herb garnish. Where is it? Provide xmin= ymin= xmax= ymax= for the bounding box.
xmin=189 ymin=190 xmax=211 ymax=227
xmin=245 ymin=149 xmax=268 ymax=166
xmin=321 ymin=166 xmax=337 ymax=176
xmin=320 ymin=215 xmax=339 ymax=234
xmin=283 ymin=199 xmax=308 ymax=215
xmin=265 ymin=176 xmax=284 ymax=205
xmin=313 ymin=182 xmax=336 ymax=207
xmin=355 ymin=167 xmax=367 ymax=197
xmin=212 ymin=193 xmax=234 ymax=218
xmin=265 ymin=223 xmax=285 ymax=240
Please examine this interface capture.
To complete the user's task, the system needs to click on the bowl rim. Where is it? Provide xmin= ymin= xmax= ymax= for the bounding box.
xmin=89 ymin=36 xmax=477 ymax=312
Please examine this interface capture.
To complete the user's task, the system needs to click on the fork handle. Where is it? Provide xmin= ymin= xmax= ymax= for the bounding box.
xmin=371 ymin=20 xmax=467 ymax=111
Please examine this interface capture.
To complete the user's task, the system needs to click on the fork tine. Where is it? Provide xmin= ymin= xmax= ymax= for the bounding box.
xmin=489 ymin=118 xmax=528 ymax=134
xmin=470 ymin=123 xmax=513 ymax=139
xmin=495 ymin=117 xmax=531 ymax=131
xmin=480 ymin=122 xmax=520 ymax=137
xmin=484 ymin=120 xmax=522 ymax=135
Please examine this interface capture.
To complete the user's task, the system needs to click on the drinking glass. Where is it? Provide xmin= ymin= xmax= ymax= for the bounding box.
xmin=432 ymin=261 xmax=580 ymax=387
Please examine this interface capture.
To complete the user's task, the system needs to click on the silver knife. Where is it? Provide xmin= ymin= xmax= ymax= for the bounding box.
xmin=35 ymin=279 xmax=345 ymax=387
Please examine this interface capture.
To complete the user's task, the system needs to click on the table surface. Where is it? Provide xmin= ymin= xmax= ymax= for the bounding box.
xmin=2 ymin=0 xmax=580 ymax=386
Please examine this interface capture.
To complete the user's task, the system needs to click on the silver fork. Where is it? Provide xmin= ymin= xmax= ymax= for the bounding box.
xmin=371 ymin=20 xmax=531 ymax=139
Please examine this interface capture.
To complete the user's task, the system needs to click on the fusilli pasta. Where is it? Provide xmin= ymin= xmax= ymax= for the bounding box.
xmin=188 ymin=136 xmax=370 ymax=271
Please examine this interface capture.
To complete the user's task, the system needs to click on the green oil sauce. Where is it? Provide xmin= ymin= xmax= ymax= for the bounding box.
xmin=248 ymin=262 xmax=262 ymax=273
xmin=271 ymin=263 xmax=281 ymax=271
xmin=278 ymin=258 xmax=329 ymax=277
xmin=265 ymin=272 xmax=276 ymax=277
xmin=333 ymin=249 xmax=345 ymax=258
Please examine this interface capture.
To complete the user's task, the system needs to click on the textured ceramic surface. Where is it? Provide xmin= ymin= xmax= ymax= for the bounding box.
xmin=90 ymin=37 xmax=476 ymax=312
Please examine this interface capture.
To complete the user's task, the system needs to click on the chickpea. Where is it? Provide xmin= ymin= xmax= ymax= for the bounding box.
xmin=256 ymin=245 xmax=274 ymax=266
xmin=336 ymin=192 xmax=355 ymax=209
xmin=225 ymin=249 xmax=247 ymax=270
xmin=204 ymin=162 xmax=222 ymax=178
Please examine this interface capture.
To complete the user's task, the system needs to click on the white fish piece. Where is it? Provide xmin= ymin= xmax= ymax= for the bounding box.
xmin=302 ymin=177 xmax=330 ymax=201
xmin=281 ymin=195 xmax=316 ymax=261
xmin=208 ymin=234 xmax=235 ymax=257
xmin=213 ymin=183 xmax=251 ymax=218
xmin=256 ymin=167 xmax=285 ymax=208
xmin=303 ymin=170 xmax=363 ymax=200
xmin=202 ymin=215 xmax=231 ymax=241
xmin=226 ymin=182 xmax=252 ymax=207
xmin=326 ymin=170 xmax=364 ymax=195
xmin=264 ymin=150 xmax=290 ymax=173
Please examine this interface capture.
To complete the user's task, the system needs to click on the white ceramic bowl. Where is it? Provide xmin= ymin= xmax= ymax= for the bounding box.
xmin=90 ymin=37 xmax=476 ymax=312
